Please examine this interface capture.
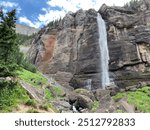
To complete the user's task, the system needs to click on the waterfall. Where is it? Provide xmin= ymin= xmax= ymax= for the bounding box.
xmin=85 ymin=79 xmax=92 ymax=90
xmin=97 ymin=13 xmax=110 ymax=89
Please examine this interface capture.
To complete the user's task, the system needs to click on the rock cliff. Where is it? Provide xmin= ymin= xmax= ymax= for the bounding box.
xmin=99 ymin=1 xmax=150 ymax=88
xmin=28 ymin=0 xmax=150 ymax=90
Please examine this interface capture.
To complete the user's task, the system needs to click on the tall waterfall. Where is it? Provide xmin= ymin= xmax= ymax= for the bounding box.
xmin=97 ymin=13 xmax=110 ymax=89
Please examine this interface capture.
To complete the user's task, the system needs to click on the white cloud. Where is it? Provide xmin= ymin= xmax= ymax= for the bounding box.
xmin=20 ymin=0 xmax=131 ymax=28
xmin=16 ymin=7 xmax=22 ymax=14
xmin=19 ymin=17 xmax=41 ymax=28
xmin=0 ymin=1 xmax=18 ymax=8
xmin=0 ymin=1 xmax=22 ymax=14
xmin=38 ymin=9 xmax=66 ymax=24
xmin=37 ymin=0 xmax=131 ymax=27
xmin=47 ymin=0 xmax=131 ymax=11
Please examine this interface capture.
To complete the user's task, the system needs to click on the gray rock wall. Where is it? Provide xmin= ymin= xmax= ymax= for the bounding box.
xmin=28 ymin=1 xmax=150 ymax=90
xmin=99 ymin=3 xmax=150 ymax=88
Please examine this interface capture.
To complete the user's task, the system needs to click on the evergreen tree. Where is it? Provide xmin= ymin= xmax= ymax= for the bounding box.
xmin=0 ymin=9 xmax=19 ymax=77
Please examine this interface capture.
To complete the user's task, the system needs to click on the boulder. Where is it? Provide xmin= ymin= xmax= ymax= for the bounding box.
xmin=118 ymin=99 xmax=135 ymax=113
xmin=75 ymin=88 xmax=95 ymax=101
xmin=74 ymin=95 xmax=93 ymax=110
xmin=94 ymin=89 xmax=111 ymax=102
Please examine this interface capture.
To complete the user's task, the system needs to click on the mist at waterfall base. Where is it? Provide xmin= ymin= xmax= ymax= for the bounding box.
xmin=97 ymin=13 xmax=111 ymax=89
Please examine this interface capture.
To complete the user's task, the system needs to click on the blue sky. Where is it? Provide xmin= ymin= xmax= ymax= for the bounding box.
xmin=0 ymin=0 xmax=131 ymax=28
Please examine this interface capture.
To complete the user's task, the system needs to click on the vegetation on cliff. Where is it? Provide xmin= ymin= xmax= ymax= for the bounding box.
xmin=17 ymin=33 xmax=36 ymax=46
xmin=124 ymin=0 xmax=150 ymax=11
xmin=113 ymin=86 xmax=150 ymax=112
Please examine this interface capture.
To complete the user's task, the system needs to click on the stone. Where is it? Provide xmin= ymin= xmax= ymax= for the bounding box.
xmin=94 ymin=89 xmax=111 ymax=103
xmin=118 ymin=99 xmax=135 ymax=113
xmin=68 ymin=89 xmax=95 ymax=110
xmin=68 ymin=92 xmax=78 ymax=105
xmin=74 ymin=95 xmax=93 ymax=110
xmin=52 ymin=100 xmax=71 ymax=112
xmin=125 ymin=85 xmax=137 ymax=91
xmin=74 ymin=88 xmax=95 ymax=101
xmin=5 ymin=77 xmax=12 ymax=81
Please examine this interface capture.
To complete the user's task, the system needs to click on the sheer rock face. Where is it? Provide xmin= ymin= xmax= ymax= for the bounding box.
xmin=99 ymin=3 xmax=150 ymax=88
xmin=29 ymin=9 xmax=101 ymax=89
xmin=29 ymin=2 xmax=150 ymax=90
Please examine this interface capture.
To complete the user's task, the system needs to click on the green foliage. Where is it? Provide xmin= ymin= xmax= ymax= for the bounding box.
xmin=17 ymin=33 xmax=36 ymax=46
xmin=0 ymin=9 xmax=19 ymax=77
xmin=113 ymin=86 xmax=150 ymax=112
xmin=0 ymin=63 xmax=18 ymax=77
xmin=0 ymin=80 xmax=17 ymax=88
xmin=0 ymin=82 xmax=30 ymax=112
xmin=26 ymin=108 xmax=39 ymax=113
xmin=17 ymin=68 xmax=48 ymax=88
xmin=25 ymin=99 xmax=37 ymax=108
xmin=53 ymin=87 xmax=64 ymax=97
xmin=16 ymin=52 xmax=37 ymax=73
xmin=44 ymin=88 xmax=54 ymax=101
xmin=91 ymin=101 xmax=100 ymax=112
xmin=123 ymin=0 xmax=147 ymax=11
xmin=113 ymin=93 xmax=126 ymax=102
xmin=39 ymin=103 xmax=50 ymax=111
xmin=47 ymin=18 xmax=61 ymax=28
xmin=116 ymin=109 xmax=124 ymax=113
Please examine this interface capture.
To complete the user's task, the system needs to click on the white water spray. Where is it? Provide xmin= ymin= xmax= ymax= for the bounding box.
xmin=97 ymin=13 xmax=110 ymax=89
xmin=85 ymin=79 xmax=92 ymax=90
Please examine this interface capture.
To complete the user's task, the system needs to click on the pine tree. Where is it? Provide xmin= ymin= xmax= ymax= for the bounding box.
xmin=0 ymin=9 xmax=19 ymax=77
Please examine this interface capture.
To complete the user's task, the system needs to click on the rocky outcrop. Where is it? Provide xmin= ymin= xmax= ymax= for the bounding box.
xmin=28 ymin=1 xmax=150 ymax=90
xmin=29 ymin=9 xmax=101 ymax=89
xmin=99 ymin=2 xmax=150 ymax=88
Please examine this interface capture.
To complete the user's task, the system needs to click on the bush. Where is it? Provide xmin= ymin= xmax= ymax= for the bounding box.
xmin=25 ymin=99 xmax=37 ymax=108
xmin=0 ymin=82 xmax=29 ymax=112
xmin=113 ymin=86 xmax=150 ymax=112
xmin=91 ymin=101 xmax=100 ymax=112
xmin=17 ymin=33 xmax=36 ymax=46
xmin=124 ymin=0 xmax=141 ymax=11
xmin=26 ymin=108 xmax=39 ymax=113
xmin=16 ymin=52 xmax=37 ymax=73
xmin=39 ymin=103 xmax=49 ymax=111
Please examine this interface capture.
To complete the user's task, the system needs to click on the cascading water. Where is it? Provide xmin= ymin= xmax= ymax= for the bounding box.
xmin=85 ymin=79 xmax=92 ymax=90
xmin=97 ymin=13 xmax=110 ymax=89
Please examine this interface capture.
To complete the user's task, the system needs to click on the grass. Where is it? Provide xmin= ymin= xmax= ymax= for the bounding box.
xmin=25 ymin=99 xmax=37 ymax=108
xmin=0 ymin=83 xmax=30 ymax=112
xmin=26 ymin=108 xmax=39 ymax=113
xmin=44 ymin=88 xmax=55 ymax=101
xmin=113 ymin=86 xmax=150 ymax=112
xmin=18 ymin=68 xmax=64 ymax=101
xmin=0 ymin=68 xmax=65 ymax=113
xmin=91 ymin=101 xmax=100 ymax=112
xmin=53 ymin=87 xmax=64 ymax=97
xmin=39 ymin=103 xmax=49 ymax=111
xmin=17 ymin=68 xmax=48 ymax=88
xmin=116 ymin=109 xmax=124 ymax=113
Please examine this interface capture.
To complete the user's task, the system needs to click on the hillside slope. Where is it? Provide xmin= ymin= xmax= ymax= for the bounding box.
xmin=16 ymin=24 xmax=39 ymax=36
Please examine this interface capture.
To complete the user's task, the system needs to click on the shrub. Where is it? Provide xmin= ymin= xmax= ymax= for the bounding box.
xmin=26 ymin=108 xmax=39 ymax=113
xmin=25 ymin=99 xmax=37 ymax=108
xmin=39 ymin=103 xmax=49 ymax=111
xmin=0 ymin=82 xmax=29 ymax=112
xmin=16 ymin=52 xmax=37 ymax=73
